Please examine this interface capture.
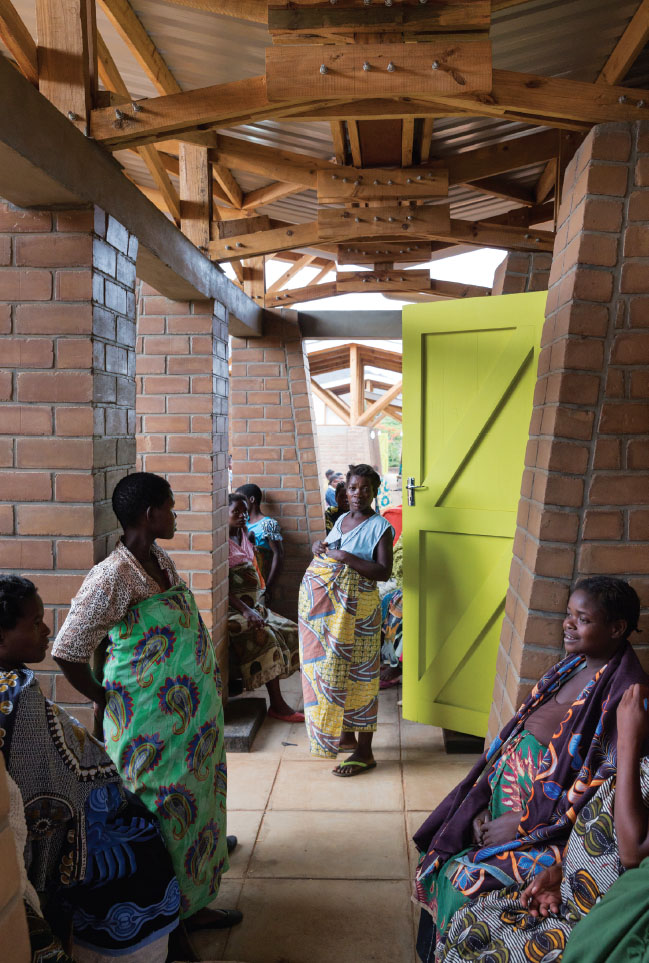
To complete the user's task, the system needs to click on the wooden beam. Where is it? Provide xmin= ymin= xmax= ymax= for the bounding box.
xmin=0 ymin=0 xmax=38 ymax=85
xmin=447 ymin=130 xmax=568 ymax=185
xmin=242 ymin=182 xmax=302 ymax=210
xmin=266 ymin=254 xmax=316 ymax=295
xmin=180 ymin=143 xmax=212 ymax=250
xmin=310 ymin=378 xmax=351 ymax=425
xmin=214 ymin=215 xmax=271 ymax=240
xmin=430 ymin=279 xmax=490 ymax=298
xmin=242 ymin=255 xmax=266 ymax=304
xmin=97 ymin=0 xmax=181 ymax=95
xmin=420 ymin=117 xmax=434 ymax=163
xmin=349 ymin=343 xmax=364 ymax=424
xmin=597 ymin=0 xmax=649 ymax=85
xmin=347 ymin=120 xmax=362 ymax=167
xmin=230 ymin=259 xmax=244 ymax=284
xmin=212 ymin=134 xmax=324 ymax=188
xmin=271 ymin=281 xmax=338 ymax=305
xmin=157 ymin=149 xmax=230 ymax=207
xmin=36 ymin=0 xmax=97 ymax=133
xmin=265 ymin=41 xmax=493 ymax=102
xmin=317 ymin=164 xmax=447 ymax=204
xmin=402 ymin=116 xmax=415 ymax=168
xmin=337 ymin=268 xmax=430 ymax=292
xmin=290 ymin=99 xmax=456 ymax=122
xmin=356 ymin=380 xmax=403 ymax=427
xmin=211 ymin=163 xmax=243 ymax=209
xmin=209 ymin=220 xmax=322 ymax=261
xmin=337 ymin=241 xmax=432 ymax=265
xmin=463 ymin=176 xmax=535 ymax=206
xmin=330 ymin=121 xmax=346 ymax=164
xmin=318 ymin=204 xmax=451 ymax=240
xmin=535 ymin=157 xmax=557 ymax=205
xmin=310 ymin=262 xmax=335 ymax=284
xmin=160 ymin=0 xmax=267 ymax=19
xmin=268 ymin=1 xmax=490 ymax=39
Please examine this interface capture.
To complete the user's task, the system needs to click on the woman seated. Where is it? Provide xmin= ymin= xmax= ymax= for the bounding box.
xmin=324 ymin=480 xmax=349 ymax=534
xmin=380 ymin=535 xmax=403 ymax=690
xmin=0 ymin=575 xmax=179 ymax=963
xmin=439 ymin=681 xmax=649 ymax=963
xmin=235 ymin=483 xmax=284 ymax=605
xmin=228 ymin=492 xmax=303 ymax=722
xmin=414 ymin=576 xmax=648 ymax=962
xmin=299 ymin=464 xmax=394 ymax=776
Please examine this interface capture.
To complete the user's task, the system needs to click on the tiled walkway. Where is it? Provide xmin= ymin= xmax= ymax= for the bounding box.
xmin=192 ymin=674 xmax=480 ymax=963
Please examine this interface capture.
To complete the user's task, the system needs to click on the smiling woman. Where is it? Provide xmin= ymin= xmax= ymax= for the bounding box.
xmin=413 ymin=575 xmax=648 ymax=963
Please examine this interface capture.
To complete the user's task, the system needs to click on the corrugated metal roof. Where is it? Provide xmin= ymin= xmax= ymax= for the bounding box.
xmin=2 ymin=0 xmax=647 ymax=231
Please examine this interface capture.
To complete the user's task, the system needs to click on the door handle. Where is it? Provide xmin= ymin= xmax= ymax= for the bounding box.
xmin=406 ymin=476 xmax=426 ymax=507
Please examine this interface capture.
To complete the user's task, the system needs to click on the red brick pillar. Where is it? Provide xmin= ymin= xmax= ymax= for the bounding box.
xmin=135 ymin=286 xmax=229 ymax=670
xmin=230 ymin=317 xmax=325 ymax=618
xmin=489 ymin=121 xmax=649 ymax=740
xmin=0 ymin=203 xmax=137 ymax=726
xmin=492 ymin=251 xmax=552 ymax=295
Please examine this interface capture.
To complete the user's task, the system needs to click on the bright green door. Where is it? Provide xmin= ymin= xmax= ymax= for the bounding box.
xmin=401 ymin=292 xmax=546 ymax=737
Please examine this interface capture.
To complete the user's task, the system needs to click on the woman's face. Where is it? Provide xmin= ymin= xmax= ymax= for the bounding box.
xmin=346 ymin=474 xmax=376 ymax=512
xmin=563 ymin=589 xmax=626 ymax=661
xmin=335 ymin=486 xmax=349 ymax=511
xmin=149 ymin=493 xmax=177 ymax=540
xmin=0 ymin=593 xmax=50 ymax=669
xmin=229 ymin=498 xmax=247 ymax=529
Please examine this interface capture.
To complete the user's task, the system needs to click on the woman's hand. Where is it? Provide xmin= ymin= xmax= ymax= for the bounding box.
xmin=472 ymin=809 xmax=490 ymax=844
xmin=520 ymin=863 xmax=563 ymax=917
xmin=479 ymin=811 xmax=521 ymax=846
xmin=243 ymin=604 xmax=265 ymax=628
xmin=618 ymin=683 xmax=649 ymax=745
xmin=312 ymin=540 xmax=327 ymax=555
xmin=326 ymin=549 xmax=349 ymax=563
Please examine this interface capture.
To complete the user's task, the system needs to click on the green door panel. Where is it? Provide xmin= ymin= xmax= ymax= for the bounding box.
xmin=401 ymin=292 xmax=547 ymax=736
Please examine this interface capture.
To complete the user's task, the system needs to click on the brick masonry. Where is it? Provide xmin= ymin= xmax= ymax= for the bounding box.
xmin=135 ymin=284 xmax=230 ymax=677
xmin=489 ymin=121 xmax=649 ymax=740
xmin=230 ymin=317 xmax=325 ymax=618
xmin=492 ymin=251 xmax=552 ymax=295
xmin=0 ymin=203 xmax=137 ymax=727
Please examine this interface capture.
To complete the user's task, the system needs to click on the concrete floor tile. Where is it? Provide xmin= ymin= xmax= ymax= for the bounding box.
xmin=378 ymin=686 xmax=401 ymax=723
xmin=248 ymin=810 xmax=409 ymax=880
xmin=223 ymin=878 xmax=416 ymax=963
xmin=278 ymin=720 xmax=400 ymax=762
xmin=225 ymin=810 xmax=265 ymax=878
xmin=189 ymin=878 xmax=243 ymax=961
xmin=403 ymin=757 xmax=476 ymax=812
xmin=400 ymin=721 xmax=445 ymax=753
xmin=405 ymin=810 xmax=429 ymax=875
xmin=226 ymin=756 xmax=280 ymax=811
xmin=269 ymin=757 xmax=404 ymax=811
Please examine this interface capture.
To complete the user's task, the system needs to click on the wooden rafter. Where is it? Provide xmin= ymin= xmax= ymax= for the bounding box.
xmin=420 ymin=118 xmax=434 ymax=163
xmin=161 ymin=0 xmax=267 ymax=20
xmin=242 ymin=182 xmax=302 ymax=210
xmin=211 ymin=164 xmax=243 ymax=209
xmin=180 ymin=143 xmax=211 ymax=249
xmin=97 ymin=0 xmax=181 ymax=95
xmin=347 ymin=120 xmax=362 ymax=167
xmin=464 ymin=177 xmax=535 ymax=206
xmin=349 ymin=343 xmax=364 ymax=424
xmin=402 ymin=116 xmax=415 ymax=168
xmin=330 ymin=121 xmax=346 ymax=164
xmin=211 ymin=135 xmax=324 ymax=188
xmin=267 ymin=274 xmax=490 ymax=307
xmin=36 ymin=0 xmax=97 ymax=133
xmin=0 ymin=0 xmax=38 ymax=85
xmin=310 ymin=263 xmax=335 ymax=284
xmin=266 ymin=254 xmax=316 ymax=296
xmin=310 ymin=378 xmax=351 ymax=425
xmin=597 ymin=0 xmax=649 ymax=85
xmin=356 ymin=380 xmax=403 ymax=428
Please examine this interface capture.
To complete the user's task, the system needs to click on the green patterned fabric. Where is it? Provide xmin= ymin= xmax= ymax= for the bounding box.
xmin=103 ymin=584 xmax=227 ymax=919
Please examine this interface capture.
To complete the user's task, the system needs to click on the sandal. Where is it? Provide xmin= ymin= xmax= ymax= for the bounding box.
xmin=185 ymin=907 xmax=243 ymax=931
xmin=332 ymin=759 xmax=377 ymax=777
xmin=267 ymin=708 xmax=305 ymax=723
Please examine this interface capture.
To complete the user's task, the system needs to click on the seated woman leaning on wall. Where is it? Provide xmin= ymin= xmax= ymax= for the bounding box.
xmin=413 ymin=576 xmax=648 ymax=963
xmin=0 ymin=575 xmax=180 ymax=963
xmin=439 ymin=681 xmax=649 ymax=963
xmin=227 ymin=492 xmax=303 ymax=722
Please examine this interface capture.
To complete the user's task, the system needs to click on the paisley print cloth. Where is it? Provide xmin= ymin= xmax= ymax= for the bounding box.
xmin=413 ymin=642 xmax=647 ymax=913
xmin=228 ymin=558 xmax=300 ymax=691
xmin=298 ymin=554 xmax=382 ymax=758
xmin=0 ymin=668 xmax=179 ymax=957
xmin=440 ymin=761 xmax=649 ymax=962
xmin=103 ymin=584 xmax=228 ymax=919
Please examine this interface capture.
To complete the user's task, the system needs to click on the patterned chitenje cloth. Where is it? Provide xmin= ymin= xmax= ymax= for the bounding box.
xmin=381 ymin=588 xmax=403 ymax=666
xmin=103 ymin=584 xmax=227 ymax=920
xmin=298 ymin=554 xmax=381 ymax=758
xmin=0 ymin=669 xmax=179 ymax=956
xmin=417 ymin=731 xmax=548 ymax=941
xmin=413 ymin=643 xmax=648 ymax=910
xmin=228 ymin=560 xmax=300 ymax=690
xmin=440 ymin=762 xmax=649 ymax=963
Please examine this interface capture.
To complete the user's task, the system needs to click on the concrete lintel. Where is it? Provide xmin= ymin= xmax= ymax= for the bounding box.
xmin=0 ymin=55 xmax=262 ymax=334
xmin=295 ymin=310 xmax=402 ymax=339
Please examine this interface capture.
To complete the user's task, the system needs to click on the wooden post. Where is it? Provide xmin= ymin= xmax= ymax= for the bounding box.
xmin=179 ymin=143 xmax=212 ymax=250
xmin=349 ymin=342 xmax=364 ymax=424
xmin=36 ymin=0 xmax=97 ymax=133
xmin=243 ymin=256 xmax=266 ymax=305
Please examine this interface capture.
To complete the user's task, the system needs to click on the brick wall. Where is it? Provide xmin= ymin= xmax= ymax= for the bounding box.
xmin=489 ymin=121 xmax=649 ymax=739
xmin=230 ymin=317 xmax=325 ymax=618
xmin=135 ymin=285 xmax=230 ymax=672
xmin=0 ymin=756 xmax=30 ymax=962
xmin=0 ymin=202 xmax=137 ymax=727
xmin=492 ymin=251 xmax=552 ymax=295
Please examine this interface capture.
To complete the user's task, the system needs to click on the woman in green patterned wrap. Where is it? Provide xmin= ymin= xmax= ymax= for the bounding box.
xmin=52 ymin=472 xmax=241 ymax=934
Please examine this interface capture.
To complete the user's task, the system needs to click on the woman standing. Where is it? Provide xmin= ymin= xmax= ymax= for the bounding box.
xmin=52 ymin=472 xmax=239 ymax=932
xmin=299 ymin=464 xmax=394 ymax=776
xmin=228 ymin=492 xmax=303 ymax=722
xmin=324 ymin=480 xmax=349 ymax=534
xmin=235 ymin=483 xmax=284 ymax=604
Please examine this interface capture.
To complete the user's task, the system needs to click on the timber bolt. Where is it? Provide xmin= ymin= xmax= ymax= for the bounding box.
xmin=402 ymin=223 xmax=409 ymax=230
xmin=619 ymin=95 xmax=627 ymax=104
xmin=639 ymin=100 xmax=646 ymax=108
xmin=387 ymin=179 xmax=393 ymax=185
xmin=67 ymin=111 xmax=77 ymax=121
xmin=432 ymin=61 xmax=440 ymax=70
xmin=416 ymin=174 xmax=423 ymax=180
xmin=225 ymin=245 xmax=232 ymax=250
xmin=406 ymin=178 xmax=412 ymax=183
xmin=132 ymin=102 xmax=143 ymax=112
xmin=387 ymin=61 xmax=395 ymax=71
xmin=355 ymin=217 xmax=361 ymax=222
xmin=385 ymin=0 xmax=392 ymax=5
xmin=287 ymin=230 xmax=294 ymax=236
xmin=343 ymin=177 xmax=349 ymax=182
xmin=373 ymin=216 xmax=380 ymax=221
xmin=406 ymin=215 xmax=414 ymax=221
xmin=236 ymin=242 xmax=243 ymax=248
xmin=342 ymin=212 xmax=350 ymax=218
xmin=320 ymin=64 xmax=328 ymax=74
xmin=363 ymin=62 xmax=371 ymax=72
xmin=388 ymin=217 xmax=396 ymax=222
xmin=331 ymin=174 xmax=337 ymax=179
xmin=373 ymin=179 xmax=380 ymax=185
xmin=115 ymin=109 xmax=125 ymax=120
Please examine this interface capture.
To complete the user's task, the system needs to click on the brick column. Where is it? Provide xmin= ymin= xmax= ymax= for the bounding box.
xmin=492 ymin=251 xmax=552 ymax=295
xmin=0 ymin=202 xmax=137 ymax=727
xmin=230 ymin=317 xmax=325 ymax=618
xmin=135 ymin=286 xmax=229 ymax=672
xmin=489 ymin=121 xmax=649 ymax=739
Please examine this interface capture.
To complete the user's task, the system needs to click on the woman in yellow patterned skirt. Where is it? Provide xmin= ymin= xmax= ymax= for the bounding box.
xmin=299 ymin=464 xmax=394 ymax=777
